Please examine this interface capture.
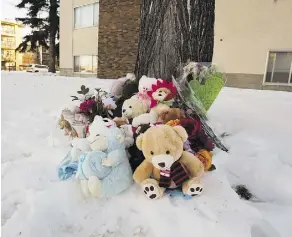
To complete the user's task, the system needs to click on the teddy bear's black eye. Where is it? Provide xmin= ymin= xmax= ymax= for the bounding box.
xmin=96 ymin=134 xmax=100 ymax=137
xmin=150 ymin=151 xmax=154 ymax=155
xmin=129 ymin=106 xmax=132 ymax=108
xmin=166 ymin=150 xmax=170 ymax=155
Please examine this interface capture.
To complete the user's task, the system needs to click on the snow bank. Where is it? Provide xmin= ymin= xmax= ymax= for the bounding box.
xmin=2 ymin=72 xmax=292 ymax=237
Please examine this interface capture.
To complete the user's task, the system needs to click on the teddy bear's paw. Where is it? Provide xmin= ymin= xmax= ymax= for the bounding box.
xmin=132 ymin=117 xmax=141 ymax=128
xmin=143 ymin=183 xmax=160 ymax=200
xmin=88 ymin=176 xmax=102 ymax=197
xmin=141 ymin=180 xmax=164 ymax=200
xmin=186 ymin=183 xmax=204 ymax=197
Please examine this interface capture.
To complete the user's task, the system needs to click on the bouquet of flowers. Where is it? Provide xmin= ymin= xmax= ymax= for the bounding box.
xmin=71 ymin=85 xmax=117 ymax=123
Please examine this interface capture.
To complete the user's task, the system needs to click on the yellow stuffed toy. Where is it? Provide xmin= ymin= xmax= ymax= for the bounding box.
xmin=133 ymin=125 xmax=205 ymax=200
xmin=196 ymin=149 xmax=213 ymax=171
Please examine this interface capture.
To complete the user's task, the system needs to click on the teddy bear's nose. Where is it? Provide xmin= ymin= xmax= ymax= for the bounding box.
xmin=158 ymin=162 xmax=165 ymax=168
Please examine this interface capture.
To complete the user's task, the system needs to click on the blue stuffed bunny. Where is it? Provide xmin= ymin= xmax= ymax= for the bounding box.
xmin=76 ymin=116 xmax=133 ymax=198
xmin=58 ymin=138 xmax=92 ymax=181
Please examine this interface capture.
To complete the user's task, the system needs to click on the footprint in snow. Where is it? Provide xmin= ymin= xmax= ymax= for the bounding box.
xmin=22 ymin=152 xmax=32 ymax=158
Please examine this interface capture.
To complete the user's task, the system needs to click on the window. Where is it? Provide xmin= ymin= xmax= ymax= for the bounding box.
xmin=92 ymin=56 xmax=97 ymax=73
xmin=74 ymin=56 xmax=98 ymax=73
xmin=3 ymin=50 xmax=15 ymax=61
xmin=74 ymin=57 xmax=80 ymax=72
xmin=1 ymin=37 xmax=16 ymax=48
xmin=264 ymin=51 xmax=292 ymax=84
xmin=74 ymin=2 xmax=99 ymax=29
xmin=93 ymin=3 xmax=99 ymax=25
xmin=2 ymin=25 xmax=15 ymax=34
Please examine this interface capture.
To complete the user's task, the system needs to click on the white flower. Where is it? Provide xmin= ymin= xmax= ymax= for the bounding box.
xmin=102 ymin=97 xmax=117 ymax=110
xmin=77 ymin=94 xmax=86 ymax=102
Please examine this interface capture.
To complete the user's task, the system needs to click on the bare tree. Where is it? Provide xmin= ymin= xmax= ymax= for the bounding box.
xmin=135 ymin=0 xmax=215 ymax=80
xmin=134 ymin=0 xmax=228 ymax=152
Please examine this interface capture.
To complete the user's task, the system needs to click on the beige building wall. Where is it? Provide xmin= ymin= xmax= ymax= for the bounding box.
xmin=73 ymin=27 xmax=98 ymax=56
xmin=60 ymin=0 xmax=98 ymax=76
xmin=60 ymin=0 xmax=292 ymax=90
xmin=72 ymin=0 xmax=98 ymax=57
xmin=60 ymin=0 xmax=73 ymax=72
xmin=74 ymin=0 xmax=97 ymax=7
xmin=213 ymin=0 xmax=292 ymax=89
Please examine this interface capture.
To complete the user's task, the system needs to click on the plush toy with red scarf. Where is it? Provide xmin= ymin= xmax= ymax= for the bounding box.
xmin=166 ymin=119 xmax=215 ymax=171
xmin=133 ymin=124 xmax=205 ymax=200
xmin=147 ymin=79 xmax=177 ymax=114
xmin=132 ymin=80 xmax=178 ymax=127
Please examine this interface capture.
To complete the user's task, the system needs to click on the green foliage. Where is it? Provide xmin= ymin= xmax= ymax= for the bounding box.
xmin=77 ymin=85 xmax=90 ymax=95
xmin=71 ymin=85 xmax=91 ymax=101
xmin=190 ymin=72 xmax=225 ymax=111
xmin=16 ymin=31 xmax=49 ymax=53
xmin=15 ymin=0 xmax=59 ymax=71
xmin=16 ymin=0 xmax=59 ymax=51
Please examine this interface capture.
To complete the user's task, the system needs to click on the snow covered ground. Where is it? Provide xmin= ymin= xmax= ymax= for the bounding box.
xmin=1 ymin=71 xmax=292 ymax=237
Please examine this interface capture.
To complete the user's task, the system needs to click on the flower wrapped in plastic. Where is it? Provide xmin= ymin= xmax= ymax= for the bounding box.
xmin=173 ymin=61 xmax=228 ymax=152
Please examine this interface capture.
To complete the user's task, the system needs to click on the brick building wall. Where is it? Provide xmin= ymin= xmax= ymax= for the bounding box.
xmin=98 ymin=0 xmax=140 ymax=78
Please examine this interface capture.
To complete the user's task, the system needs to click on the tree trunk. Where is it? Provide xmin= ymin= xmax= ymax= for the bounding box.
xmin=189 ymin=0 xmax=215 ymax=62
xmin=48 ymin=0 xmax=58 ymax=73
xmin=134 ymin=0 xmax=229 ymax=152
xmin=48 ymin=31 xmax=56 ymax=73
xmin=36 ymin=46 xmax=41 ymax=65
xmin=135 ymin=0 xmax=215 ymax=80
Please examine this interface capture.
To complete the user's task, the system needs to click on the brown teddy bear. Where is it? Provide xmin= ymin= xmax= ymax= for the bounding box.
xmin=133 ymin=124 xmax=205 ymax=200
xmin=58 ymin=115 xmax=81 ymax=139
xmin=157 ymin=108 xmax=215 ymax=171
xmin=157 ymin=108 xmax=185 ymax=123
xmin=113 ymin=117 xmax=128 ymax=127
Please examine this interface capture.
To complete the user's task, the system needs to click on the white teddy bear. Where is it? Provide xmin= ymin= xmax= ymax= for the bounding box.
xmin=76 ymin=116 xmax=133 ymax=198
xmin=70 ymin=138 xmax=92 ymax=161
xmin=119 ymin=124 xmax=135 ymax=148
xmin=122 ymin=95 xmax=148 ymax=120
xmin=138 ymin=75 xmax=157 ymax=94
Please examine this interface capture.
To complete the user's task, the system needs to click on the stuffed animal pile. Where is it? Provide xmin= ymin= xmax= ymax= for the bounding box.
xmin=57 ymin=72 xmax=224 ymax=200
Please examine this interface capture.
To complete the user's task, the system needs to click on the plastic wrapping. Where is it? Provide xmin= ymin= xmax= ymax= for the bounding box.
xmin=173 ymin=62 xmax=228 ymax=152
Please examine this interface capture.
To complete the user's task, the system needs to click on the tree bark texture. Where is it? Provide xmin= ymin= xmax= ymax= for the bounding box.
xmin=135 ymin=0 xmax=215 ymax=80
xmin=48 ymin=0 xmax=58 ymax=73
